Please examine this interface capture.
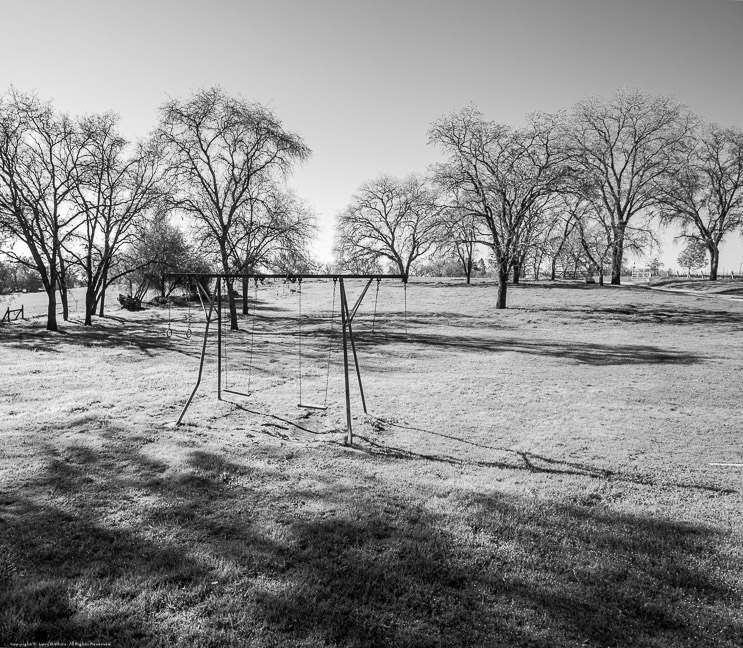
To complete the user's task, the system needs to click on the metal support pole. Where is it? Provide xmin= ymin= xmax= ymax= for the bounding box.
xmin=339 ymin=279 xmax=353 ymax=445
xmin=177 ymin=285 xmax=216 ymax=425
xmin=217 ymin=279 xmax=222 ymax=400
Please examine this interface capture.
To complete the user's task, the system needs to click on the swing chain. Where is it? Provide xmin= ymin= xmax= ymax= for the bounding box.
xmin=297 ymin=278 xmax=303 ymax=404
xmin=371 ymin=278 xmax=381 ymax=335
xmin=166 ymin=298 xmax=172 ymax=338
xmin=247 ymin=278 xmax=259 ymax=394
xmin=185 ymin=284 xmax=193 ymax=339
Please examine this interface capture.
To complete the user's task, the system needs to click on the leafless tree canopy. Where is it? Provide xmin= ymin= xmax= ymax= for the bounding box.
xmin=656 ymin=124 xmax=743 ymax=279
xmin=335 ymin=174 xmax=442 ymax=278
xmin=429 ymin=106 xmax=571 ymax=307
xmin=69 ymin=113 xmax=165 ymax=324
xmin=566 ymin=89 xmax=696 ymax=284
xmin=157 ymin=87 xmax=311 ymax=329
xmin=0 ymin=89 xmax=89 ymax=330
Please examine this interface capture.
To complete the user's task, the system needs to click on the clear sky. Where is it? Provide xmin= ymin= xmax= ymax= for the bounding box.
xmin=1 ymin=0 xmax=742 ymax=269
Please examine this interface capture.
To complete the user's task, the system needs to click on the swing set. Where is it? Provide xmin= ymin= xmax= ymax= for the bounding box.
xmin=167 ymin=272 xmax=407 ymax=445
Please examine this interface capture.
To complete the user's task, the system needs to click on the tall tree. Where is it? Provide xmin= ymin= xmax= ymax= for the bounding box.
xmin=0 ymin=89 xmax=87 ymax=331
xmin=657 ymin=124 xmax=743 ymax=280
xmin=429 ymin=107 xmax=570 ymax=308
xmin=68 ymin=113 xmax=164 ymax=325
xmin=335 ymin=173 xmax=442 ymax=278
xmin=567 ymin=88 xmax=695 ymax=285
xmin=157 ymin=87 xmax=310 ymax=329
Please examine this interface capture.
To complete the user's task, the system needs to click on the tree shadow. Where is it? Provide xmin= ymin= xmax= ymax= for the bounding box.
xmin=1 ymin=432 xmax=740 ymax=647
xmin=1 ymin=311 xmax=205 ymax=359
xmin=354 ymin=420 xmax=736 ymax=495
xmin=363 ymin=329 xmax=703 ymax=366
xmin=537 ymin=303 xmax=743 ymax=328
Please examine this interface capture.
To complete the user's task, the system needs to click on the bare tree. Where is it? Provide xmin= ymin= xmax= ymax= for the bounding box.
xmin=0 ymin=89 xmax=87 ymax=331
xmin=157 ymin=87 xmax=310 ymax=329
xmin=226 ymin=182 xmax=317 ymax=312
xmin=68 ymin=113 xmax=165 ymax=325
xmin=122 ymin=212 xmax=209 ymax=302
xmin=334 ymin=173 xmax=442 ymax=278
xmin=567 ymin=89 xmax=696 ymax=285
xmin=536 ymin=198 xmax=580 ymax=281
xmin=657 ymin=124 xmax=743 ymax=280
xmin=429 ymin=107 xmax=571 ymax=308
xmin=677 ymin=239 xmax=708 ymax=275
xmin=434 ymin=189 xmax=484 ymax=284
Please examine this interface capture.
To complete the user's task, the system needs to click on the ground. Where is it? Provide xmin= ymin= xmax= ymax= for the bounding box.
xmin=0 ymin=278 xmax=741 ymax=647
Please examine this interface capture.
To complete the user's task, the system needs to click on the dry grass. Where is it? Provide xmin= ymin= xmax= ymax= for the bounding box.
xmin=1 ymin=278 xmax=741 ymax=647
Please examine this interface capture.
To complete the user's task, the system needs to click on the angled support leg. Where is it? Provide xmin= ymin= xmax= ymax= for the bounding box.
xmin=177 ymin=281 xmax=216 ymax=426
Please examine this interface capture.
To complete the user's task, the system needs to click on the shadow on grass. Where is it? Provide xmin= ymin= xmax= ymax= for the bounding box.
xmin=2 ymin=312 xmax=204 ymax=359
xmin=537 ymin=303 xmax=743 ymax=328
xmin=2 ymin=434 xmax=741 ymax=647
xmin=362 ymin=329 xmax=703 ymax=366
xmin=353 ymin=420 xmax=736 ymax=495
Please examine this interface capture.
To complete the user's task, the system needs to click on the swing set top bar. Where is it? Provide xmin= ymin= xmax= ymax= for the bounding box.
xmin=166 ymin=272 xmax=407 ymax=282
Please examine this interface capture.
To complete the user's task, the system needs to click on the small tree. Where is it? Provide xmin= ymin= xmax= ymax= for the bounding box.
xmin=123 ymin=213 xmax=207 ymax=302
xmin=433 ymin=197 xmax=483 ymax=284
xmin=677 ymin=239 xmax=707 ymax=275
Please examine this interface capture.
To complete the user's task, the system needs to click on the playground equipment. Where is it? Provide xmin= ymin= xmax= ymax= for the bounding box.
xmin=168 ymin=273 xmax=407 ymax=445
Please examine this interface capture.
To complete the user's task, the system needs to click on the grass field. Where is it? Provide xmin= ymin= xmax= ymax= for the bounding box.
xmin=1 ymin=278 xmax=742 ymax=647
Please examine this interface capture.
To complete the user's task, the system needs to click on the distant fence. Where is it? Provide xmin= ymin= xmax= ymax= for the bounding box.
xmin=1 ymin=305 xmax=23 ymax=324
xmin=673 ymin=270 xmax=739 ymax=280
xmin=631 ymin=268 xmax=651 ymax=282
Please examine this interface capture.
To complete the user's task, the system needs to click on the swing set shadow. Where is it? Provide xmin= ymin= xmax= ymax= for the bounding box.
xmin=166 ymin=273 xmax=408 ymax=445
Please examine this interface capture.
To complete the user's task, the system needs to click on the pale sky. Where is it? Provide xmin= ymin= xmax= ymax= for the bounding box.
xmin=2 ymin=0 xmax=742 ymax=269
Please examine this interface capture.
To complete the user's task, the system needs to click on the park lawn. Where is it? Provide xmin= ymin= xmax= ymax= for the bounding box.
xmin=0 ymin=278 xmax=741 ymax=647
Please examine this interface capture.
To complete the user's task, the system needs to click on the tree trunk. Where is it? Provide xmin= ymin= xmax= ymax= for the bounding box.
xmin=46 ymin=277 xmax=58 ymax=332
xmin=464 ymin=258 xmax=472 ymax=285
xmin=98 ymin=287 xmax=107 ymax=317
xmin=599 ymin=268 xmax=604 ymax=286
xmin=550 ymin=258 xmax=557 ymax=281
xmin=242 ymin=278 xmax=249 ymax=314
xmin=58 ymin=254 xmax=70 ymax=321
xmin=709 ymin=246 xmax=719 ymax=281
xmin=84 ymin=284 xmax=96 ymax=326
xmin=496 ymin=259 xmax=509 ymax=309
xmin=60 ymin=284 xmax=70 ymax=321
xmin=98 ymin=266 xmax=109 ymax=317
xmin=610 ymin=237 xmax=625 ymax=285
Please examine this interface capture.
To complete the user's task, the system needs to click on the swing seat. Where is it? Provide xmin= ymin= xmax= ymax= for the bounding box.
xmin=297 ymin=402 xmax=328 ymax=411
xmin=225 ymin=388 xmax=252 ymax=398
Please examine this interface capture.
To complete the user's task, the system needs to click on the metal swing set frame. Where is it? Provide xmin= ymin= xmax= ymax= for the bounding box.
xmin=168 ymin=272 xmax=407 ymax=445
